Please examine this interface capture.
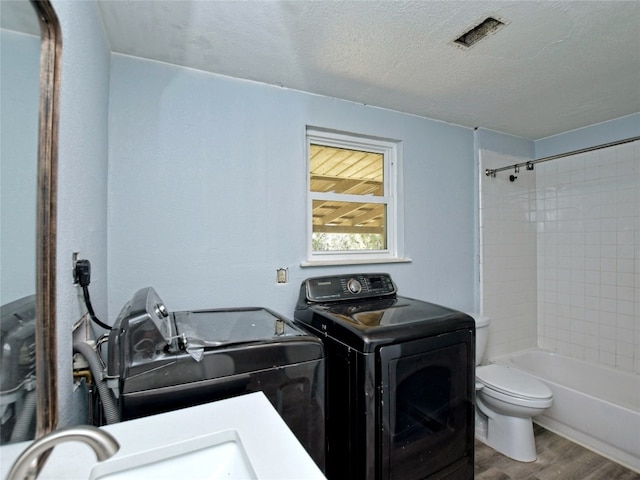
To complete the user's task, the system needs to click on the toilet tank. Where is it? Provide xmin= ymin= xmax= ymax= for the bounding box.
xmin=469 ymin=314 xmax=490 ymax=365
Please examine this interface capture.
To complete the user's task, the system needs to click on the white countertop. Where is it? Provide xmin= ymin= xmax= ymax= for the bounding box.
xmin=1 ymin=392 xmax=326 ymax=480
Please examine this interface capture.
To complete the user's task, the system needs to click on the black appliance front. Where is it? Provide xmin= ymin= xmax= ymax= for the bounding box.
xmin=295 ymin=273 xmax=475 ymax=480
xmin=106 ymin=287 xmax=326 ymax=470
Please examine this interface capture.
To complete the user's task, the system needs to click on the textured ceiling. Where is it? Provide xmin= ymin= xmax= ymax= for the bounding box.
xmin=95 ymin=0 xmax=640 ymax=140
xmin=4 ymin=1 xmax=639 ymax=140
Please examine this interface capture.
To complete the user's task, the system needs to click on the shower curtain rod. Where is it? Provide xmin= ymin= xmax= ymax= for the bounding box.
xmin=485 ymin=135 xmax=640 ymax=178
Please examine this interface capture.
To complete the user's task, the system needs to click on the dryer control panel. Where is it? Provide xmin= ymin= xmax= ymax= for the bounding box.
xmin=304 ymin=273 xmax=396 ymax=303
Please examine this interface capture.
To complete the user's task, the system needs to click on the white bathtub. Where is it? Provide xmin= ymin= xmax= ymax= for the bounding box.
xmin=493 ymin=348 xmax=640 ymax=473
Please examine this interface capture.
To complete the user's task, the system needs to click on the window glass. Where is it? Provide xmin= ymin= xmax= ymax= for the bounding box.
xmin=312 ymin=200 xmax=386 ymax=251
xmin=309 ymin=145 xmax=383 ymax=196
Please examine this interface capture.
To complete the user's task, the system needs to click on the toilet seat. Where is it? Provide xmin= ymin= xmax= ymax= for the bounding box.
xmin=476 ymin=364 xmax=552 ymax=403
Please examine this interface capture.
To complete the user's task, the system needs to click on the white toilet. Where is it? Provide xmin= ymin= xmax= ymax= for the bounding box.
xmin=472 ymin=314 xmax=553 ymax=462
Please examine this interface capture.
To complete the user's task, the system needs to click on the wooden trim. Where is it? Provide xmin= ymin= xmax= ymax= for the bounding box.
xmin=31 ymin=0 xmax=61 ymax=440
xmin=313 ymin=226 xmax=384 ymax=235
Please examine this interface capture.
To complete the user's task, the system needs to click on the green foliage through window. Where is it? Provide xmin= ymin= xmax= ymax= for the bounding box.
xmin=312 ymin=233 xmax=385 ymax=252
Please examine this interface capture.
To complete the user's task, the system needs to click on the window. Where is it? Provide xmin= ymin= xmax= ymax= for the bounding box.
xmin=305 ymin=128 xmax=403 ymax=265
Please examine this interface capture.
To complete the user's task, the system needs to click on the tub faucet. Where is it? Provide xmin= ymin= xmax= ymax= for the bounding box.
xmin=6 ymin=425 xmax=119 ymax=480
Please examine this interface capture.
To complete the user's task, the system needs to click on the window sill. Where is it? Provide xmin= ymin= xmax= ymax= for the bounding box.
xmin=300 ymin=257 xmax=412 ymax=268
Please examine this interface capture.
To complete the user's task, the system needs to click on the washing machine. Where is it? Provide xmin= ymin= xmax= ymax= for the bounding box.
xmin=294 ymin=273 xmax=474 ymax=480
xmin=106 ymin=286 xmax=325 ymax=469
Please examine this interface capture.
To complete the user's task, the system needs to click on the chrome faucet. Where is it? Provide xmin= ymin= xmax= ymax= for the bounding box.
xmin=6 ymin=425 xmax=119 ymax=480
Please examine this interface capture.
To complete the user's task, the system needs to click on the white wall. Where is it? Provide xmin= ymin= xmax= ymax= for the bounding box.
xmin=106 ymin=55 xmax=477 ymax=320
xmin=535 ymin=114 xmax=640 ymax=374
xmin=536 ymin=140 xmax=639 ymax=373
xmin=479 ymin=149 xmax=538 ymax=361
xmin=52 ymin=0 xmax=111 ymax=427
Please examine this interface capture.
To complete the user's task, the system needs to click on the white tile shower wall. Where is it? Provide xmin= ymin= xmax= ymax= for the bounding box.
xmin=536 ymin=141 xmax=639 ymax=374
xmin=479 ymin=150 xmax=538 ymax=362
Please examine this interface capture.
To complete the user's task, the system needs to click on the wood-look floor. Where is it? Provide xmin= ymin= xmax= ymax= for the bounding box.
xmin=474 ymin=425 xmax=640 ymax=480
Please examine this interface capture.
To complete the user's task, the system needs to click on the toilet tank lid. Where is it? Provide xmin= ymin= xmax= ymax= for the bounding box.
xmin=476 ymin=364 xmax=552 ymax=400
xmin=467 ymin=312 xmax=490 ymax=327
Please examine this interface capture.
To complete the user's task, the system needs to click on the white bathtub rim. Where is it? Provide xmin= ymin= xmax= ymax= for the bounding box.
xmin=491 ymin=347 xmax=638 ymax=380
xmin=490 ymin=347 xmax=639 ymax=412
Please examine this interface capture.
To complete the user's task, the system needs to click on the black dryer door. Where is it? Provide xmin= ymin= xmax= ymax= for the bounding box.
xmin=378 ymin=329 xmax=474 ymax=480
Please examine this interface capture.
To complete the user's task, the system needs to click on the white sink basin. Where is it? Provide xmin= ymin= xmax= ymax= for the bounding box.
xmin=89 ymin=430 xmax=256 ymax=480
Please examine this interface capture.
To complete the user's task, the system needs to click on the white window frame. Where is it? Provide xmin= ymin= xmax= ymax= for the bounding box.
xmin=303 ymin=127 xmax=406 ymax=266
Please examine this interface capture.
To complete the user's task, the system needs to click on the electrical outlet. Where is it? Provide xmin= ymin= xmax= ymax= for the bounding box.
xmin=276 ymin=268 xmax=288 ymax=284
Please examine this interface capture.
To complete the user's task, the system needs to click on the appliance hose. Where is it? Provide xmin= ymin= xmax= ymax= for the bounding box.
xmin=73 ymin=341 xmax=120 ymax=425
xmin=10 ymin=389 xmax=36 ymax=442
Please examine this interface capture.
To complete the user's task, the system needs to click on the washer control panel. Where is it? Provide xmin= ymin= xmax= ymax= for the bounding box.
xmin=304 ymin=273 xmax=396 ymax=303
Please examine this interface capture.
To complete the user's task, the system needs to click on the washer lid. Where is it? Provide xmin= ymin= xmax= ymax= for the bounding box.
xmin=174 ymin=308 xmax=320 ymax=347
xmin=476 ymin=364 xmax=552 ymax=400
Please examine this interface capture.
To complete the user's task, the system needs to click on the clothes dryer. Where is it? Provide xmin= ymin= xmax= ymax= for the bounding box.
xmin=294 ymin=273 xmax=474 ymax=480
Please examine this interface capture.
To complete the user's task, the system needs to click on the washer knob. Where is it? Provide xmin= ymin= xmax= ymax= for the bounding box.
xmin=347 ymin=278 xmax=362 ymax=294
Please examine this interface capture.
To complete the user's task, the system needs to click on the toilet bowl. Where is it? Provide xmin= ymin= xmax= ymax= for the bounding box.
xmin=471 ymin=314 xmax=553 ymax=462
xmin=476 ymin=364 xmax=552 ymax=461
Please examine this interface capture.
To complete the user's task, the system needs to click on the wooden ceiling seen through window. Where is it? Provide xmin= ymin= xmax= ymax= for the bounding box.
xmin=310 ymin=144 xmax=385 ymax=235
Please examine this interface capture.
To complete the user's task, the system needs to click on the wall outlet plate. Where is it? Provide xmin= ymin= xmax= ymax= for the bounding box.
xmin=276 ymin=268 xmax=288 ymax=284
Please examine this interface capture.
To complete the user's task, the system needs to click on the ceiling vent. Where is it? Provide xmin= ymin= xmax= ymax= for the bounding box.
xmin=454 ymin=16 xmax=505 ymax=48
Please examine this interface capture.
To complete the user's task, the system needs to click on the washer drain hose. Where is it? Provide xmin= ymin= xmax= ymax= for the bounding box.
xmin=73 ymin=341 xmax=120 ymax=425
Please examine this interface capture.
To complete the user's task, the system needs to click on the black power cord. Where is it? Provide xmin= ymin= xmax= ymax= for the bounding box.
xmin=74 ymin=259 xmax=111 ymax=330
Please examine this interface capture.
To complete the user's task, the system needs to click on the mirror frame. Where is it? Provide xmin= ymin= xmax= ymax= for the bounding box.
xmin=31 ymin=0 xmax=61 ymax=439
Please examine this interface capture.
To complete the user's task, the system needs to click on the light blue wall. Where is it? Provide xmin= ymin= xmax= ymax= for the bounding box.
xmin=476 ymin=128 xmax=534 ymax=159
xmin=0 ymin=30 xmax=40 ymax=304
xmin=52 ymin=0 xmax=111 ymax=427
xmin=535 ymin=113 xmax=640 ymax=158
xmin=107 ymin=55 xmax=477 ymax=319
